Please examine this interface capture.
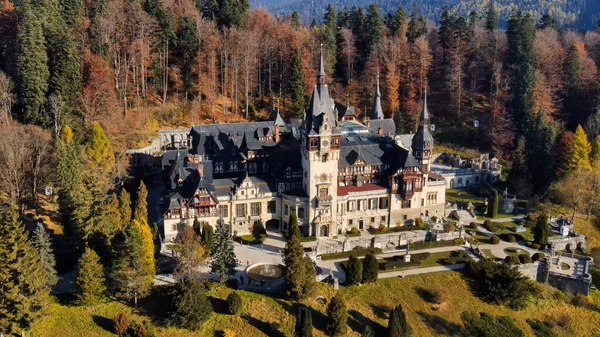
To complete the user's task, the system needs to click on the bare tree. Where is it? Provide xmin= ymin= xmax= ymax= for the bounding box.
xmin=24 ymin=125 xmax=52 ymax=207
xmin=0 ymin=70 xmax=14 ymax=124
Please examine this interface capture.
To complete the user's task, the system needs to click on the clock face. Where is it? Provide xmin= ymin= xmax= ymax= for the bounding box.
xmin=322 ymin=140 xmax=329 ymax=147
xmin=320 ymin=173 xmax=328 ymax=182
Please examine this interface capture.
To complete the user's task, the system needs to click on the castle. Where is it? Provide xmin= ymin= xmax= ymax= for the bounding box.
xmin=160 ymin=49 xmax=446 ymax=241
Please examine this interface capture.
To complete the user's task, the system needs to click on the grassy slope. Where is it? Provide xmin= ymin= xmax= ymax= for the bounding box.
xmin=31 ymin=272 xmax=600 ymax=337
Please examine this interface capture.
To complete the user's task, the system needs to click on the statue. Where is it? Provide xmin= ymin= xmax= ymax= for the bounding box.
xmin=483 ymin=198 xmax=489 ymax=215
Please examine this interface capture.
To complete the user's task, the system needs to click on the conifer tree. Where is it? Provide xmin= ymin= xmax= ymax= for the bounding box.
xmin=533 ymin=213 xmax=549 ymax=246
xmin=119 ymin=190 xmax=132 ymax=224
xmin=210 ymin=218 xmax=236 ymax=283
xmin=284 ymin=235 xmax=315 ymax=300
xmin=109 ymin=223 xmax=153 ymax=307
xmin=487 ymin=190 xmax=499 ymax=218
xmin=393 ymin=110 xmax=402 ymax=135
xmin=406 ymin=3 xmax=425 ymax=43
xmin=290 ymin=47 xmax=306 ymax=118
xmin=133 ymin=181 xmax=149 ymax=224
xmin=16 ymin=4 xmax=49 ymax=124
xmin=326 ymin=292 xmax=348 ymax=337
xmin=484 ymin=0 xmax=498 ymax=32
xmin=362 ymin=253 xmax=378 ymax=283
xmin=365 ymin=3 xmax=383 ymax=55
xmin=323 ymin=4 xmax=337 ymax=71
xmin=201 ymin=223 xmax=214 ymax=251
xmin=134 ymin=219 xmax=156 ymax=285
xmin=346 ymin=255 xmax=362 ymax=286
xmin=294 ymin=305 xmax=313 ymax=337
xmin=151 ymin=222 xmax=161 ymax=258
xmin=193 ymin=216 xmax=201 ymax=236
xmin=591 ymin=136 xmax=600 ymax=164
xmin=291 ymin=11 xmax=301 ymax=30
xmin=32 ymin=223 xmax=58 ymax=286
xmin=100 ymin=194 xmax=124 ymax=240
xmin=561 ymin=125 xmax=591 ymax=173
xmin=289 ymin=213 xmax=301 ymax=239
xmin=387 ymin=304 xmax=412 ymax=337
xmin=0 ymin=211 xmax=49 ymax=334
xmin=172 ymin=278 xmax=213 ymax=330
xmin=86 ymin=121 xmax=115 ymax=172
xmin=60 ymin=0 xmax=84 ymax=26
xmin=76 ymin=247 xmax=106 ymax=305
xmin=179 ymin=15 xmax=199 ymax=99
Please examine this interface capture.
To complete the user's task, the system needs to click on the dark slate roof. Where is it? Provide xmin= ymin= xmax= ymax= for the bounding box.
xmin=335 ymin=102 xmax=355 ymax=120
xmin=371 ymin=76 xmax=384 ymax=120
xmin=212 ymin=176 xmax=277 ymax=198
xmin=411 ymin=93 xmax=434 ymax=153
xmin=368 ymin=119 xmax=396 ymax=136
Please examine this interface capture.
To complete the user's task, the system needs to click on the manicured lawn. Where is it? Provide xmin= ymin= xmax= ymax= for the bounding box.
xmin=466 ymin=230 xmax=494 ymax=244
xmin=480 ymin=249 xmax=497 ymax=259
xmin=446 ymin=188 xmax=484 ymax=204
xmin=31 ymin=272 xmax=600 ymax=337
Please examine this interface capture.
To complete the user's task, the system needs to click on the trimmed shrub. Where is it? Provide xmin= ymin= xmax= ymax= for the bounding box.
xmin=491 ymin=236 xmax=500 ymax=244
xmin=504 ymin=255 xmax=520 ymax=265
xmin=113 ymin=312 xmax=130 ymax=336
xmin=518 ymin=254 xmax=532 ymax=264
xmin=484 ymin=220 xmax=503 ymax=232
xmin=346 ymin=255 xmax=363 ymax=286
xmin=362 ymin=253 xmax=379 ymax=283
xmin=378 ymin=224 xmax=387 ymax=233
xmin=227 ymin=291 xmax=243 ymax=315
xmin=443 ymin=223 xmax=456 ymax=232
xmin=508 ymin=235 xmax=517 ymax=243
xmin=349 ymin=227 xmax=360 ymax=235
xmin=429 ymin=287 xmax=449 ymax=304
xmin=411 ymin=252 xmax=431 ymax=261
xmin=410 ymin=238 xmax=463 ymax=250
xmin=469 ymin=222 xmax=478 ymax=229
xmin=415 ymin=217 xmax=424 ymax=227
xmin=532 ymin=253 xmax=546 ymax=262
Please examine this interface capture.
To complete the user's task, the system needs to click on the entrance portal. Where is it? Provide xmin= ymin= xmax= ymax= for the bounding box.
xmin=266 ymin=219 xmax=280 ymax=231
xmin=320 ymin=225 xmax=328 ymax=237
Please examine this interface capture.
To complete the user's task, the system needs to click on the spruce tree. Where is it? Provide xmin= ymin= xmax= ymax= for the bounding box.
xmin=346 ymin=255 xmax=363 ymax=286
xmin=326 ymin=292 xmax=348 ymax=337
xmin=284 ymin=235 xmax=315 ymax=300
xmin=16 ymin=4 xmax=49 ymax=124
xmin=393 ymin=110 xmax=402 ymax=135
xmin=172 ymin=278 xmax=213 ymax=330
xmin=32 ymin=223 xmax=58 ymax=286
xmin=289 ymin=213 xmax=301 ymax=240
xmin=210 ymin=218 xmax=237 ymax=283
xmin=362 ymin=253 xmax=378 ymax=283
xmin=100 ymin=194 xmax=123 ymax=240
xmin=76 ymin=247 xmax=106 ymax=305
xmin=0 ymin=211 xmax=49 ymax=334
xmin=291 ymin=11 xmax=301 ymax=30
xmin=201 ymin=223 xmax=214 ymax=251
xmin=534 ymin=213 xmax=549 ymax=246
xmin=387 ymin=304 xmax=412 ymax=337
xmin=290 ymin=47 xmax=306 ymax=118
xmin=323 ymin=4 xmax=337 ymax=71
xmin=179 ymin=15 xmax=199 ymax=99
xmin=484 ymin=0 xmax=498 ymax=32
xmin=193 ymin=216 xmax=201 ymax=236
xmin=365 ymin=3 xmax=383 ymax=54
xmin=151 ymin=222 xmax=162 ymax=258
xmin=60 ymin=0 xmax=84 ymax=26
xmin=294 ymin=306 xmax=313 ymax=337
xmin=133 ymin=181 xmax=149 ymax=224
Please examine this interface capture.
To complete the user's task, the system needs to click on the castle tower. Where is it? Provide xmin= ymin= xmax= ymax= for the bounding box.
xmin=300 ymin=44 xmax=340 ymax=238
xmin=371 ymin=74 xmax=384 ymax=120
xmin=411 ymin=91 xmax=434 ymax=173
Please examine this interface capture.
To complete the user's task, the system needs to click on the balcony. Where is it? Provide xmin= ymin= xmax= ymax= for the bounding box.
xmin=316 ymin=195 xmax=333 ymax=208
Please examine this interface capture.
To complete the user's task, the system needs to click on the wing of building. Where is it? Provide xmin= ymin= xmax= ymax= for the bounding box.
xmin=160 ymin=48 xmax=446 ymax=241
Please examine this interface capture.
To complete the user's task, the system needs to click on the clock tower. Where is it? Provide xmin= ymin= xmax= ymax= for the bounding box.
xmin=300 ymin=45 xmax=341 ymax=238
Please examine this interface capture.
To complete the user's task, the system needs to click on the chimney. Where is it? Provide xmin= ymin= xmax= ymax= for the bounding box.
xmin=275 ymin=124 xmax=280 ymax=143
xmin=378 ymin=125 xmax=383 ymax=135
xmin=197 ymin=164 xmax=204 ymax=179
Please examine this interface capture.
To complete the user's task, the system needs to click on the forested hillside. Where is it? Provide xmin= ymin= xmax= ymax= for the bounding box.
xmin=250 ymin=0 xmax=600 ymax=29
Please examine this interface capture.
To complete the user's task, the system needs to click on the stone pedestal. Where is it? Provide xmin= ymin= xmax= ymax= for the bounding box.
xmin=404 ymin=254 xmax=411 ymax=262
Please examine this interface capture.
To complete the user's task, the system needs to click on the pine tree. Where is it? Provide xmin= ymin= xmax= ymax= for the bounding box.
xmin=294 ymin=305 xmax=313 ymax=337
xmin=201 ymin=223 xmax=214 ymax=251
xmin=211 ymin=218 xmax=236 ymax=283
xmin=284 ymin=235 xmax=315 ymax=300
xmin=534 ymin=213 xmax=549 ymax=246
xmin=290 ymin=47 xmax=306 ymax=118
xmin=76 ymin=247 xmax=106 ymax=305
xmin=387 ymin=304 xmax=412 ymax=337
xmin=289 ymin=213 xmax=301 ymax=239
xmin=393 ymin=110 xmax=402 ymax=135
xmin=109 ymin=223 xmax=153 ymax=307
xmin=133 ymin=181 xmax=149 ymax=224
xmin=32 ymin=223 xmax=58 ymax=286
xmin=326 ymin=292 xmax=348 ymax=337
xmin=86 ymin=121 xmax=115 ymax=172
xmin=346 ymin=255 xmax=363 ymax=286
xmin=362 ymin=253 xmax=378 ymax=283
xmin=291 ymin=11 xmax=301 ymax=30
xmin=388 ymin=6 xmax=406 ymax=36
xmin=16 ymin=4 xmax=49 ymax=124
xmin=0 ymin=211 xmax=49 ymax=334
xmin=172 ymin=278 xmax=213 ymax=330
xmin=484 ymin=0 xmax=498 ymax=32
xmin=119 ymin=190 xmax=132 ymax=224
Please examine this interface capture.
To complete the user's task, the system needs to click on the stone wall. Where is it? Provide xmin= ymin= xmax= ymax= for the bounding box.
xmin=516 ymin=262 xmax=540 ymax=280
xmin=548 ymin=235 xmax=586 ymax=251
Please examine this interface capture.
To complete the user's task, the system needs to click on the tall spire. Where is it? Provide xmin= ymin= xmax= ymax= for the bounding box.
xmin=317 ymin=43 xmax=326 ymax=84
xmin=371 ymin=72 xmax=384 ymax=120
xmin=420 ymin=89 xmax=430 ymax=123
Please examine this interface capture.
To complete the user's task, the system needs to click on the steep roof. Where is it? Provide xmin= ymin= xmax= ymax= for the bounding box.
xmin=371 ymin=75 xmax=384 ymax=120
xmin=411 ymin=91 xmax=434 ymax=154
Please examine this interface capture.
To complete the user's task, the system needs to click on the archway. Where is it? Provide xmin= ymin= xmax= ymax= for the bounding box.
xmin=458 ymin=178 xmax=463 ymax=187
xmin=266 ymin=219 xmax=280 ymax=232
xmin=577 ymin=242 xmax=583 ymax=252
xmin=565 ymin=243 xmax=572 ymax=252
xmin=359 ymin=219 xmax=364 ymax=230
xmin=320 ymin=225 xmax=328 ymax=237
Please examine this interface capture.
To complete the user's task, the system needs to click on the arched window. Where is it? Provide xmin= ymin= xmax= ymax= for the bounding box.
xmin=284 ymin=204 xmax=289 ymax=215
xmin=457 ymin=178 xmax=463 ymax=187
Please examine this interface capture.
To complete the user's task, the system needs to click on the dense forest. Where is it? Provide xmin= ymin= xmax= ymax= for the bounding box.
xmin=1 ymin=0 xmax=600 ymax=200
xmin=250 ymin=0 xmax=600 ymax=30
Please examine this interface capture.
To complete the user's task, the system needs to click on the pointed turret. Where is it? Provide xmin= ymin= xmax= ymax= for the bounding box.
xmin=304 ymin=44 xmax=336 ymax=134
xmin=411 ymin=90 xmax=434 ymax=173
xmin=317 ymin=43 xmax=326 ymax=84
xmin=371 ymin=74 xmax=384 ymax=120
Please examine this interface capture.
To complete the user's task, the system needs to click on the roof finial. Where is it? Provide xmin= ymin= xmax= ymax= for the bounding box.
xmin=420 ymin=89 xmax=429 ymax=122
xmin=317 ymin=43 xmax=325 ymax=83
xmin=371 ymin=71 xmax=384 ymax=120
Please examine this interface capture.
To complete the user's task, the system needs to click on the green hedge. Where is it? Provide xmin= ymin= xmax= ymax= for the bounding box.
xmin=234 ymin=234 xmax=266 ymax=245
xmin=321 ymin=247 xmax=382 ymax=261
xmin=368 ymin=225 xmax=428 ymax=235
xmin=410 ymin=238 xmax=463 ymax=250
xmin=300 ymin=236 xmax=317 ymax=242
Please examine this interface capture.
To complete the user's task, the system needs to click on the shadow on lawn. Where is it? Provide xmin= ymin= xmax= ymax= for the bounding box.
xmin=415 ymin=287 xmax=435 ymax=304
xmin=417 ymin=311 xmax=464 ymax=336
xmin=348 ymin=309 xmax=385 ymax=335
xmin=242 ymin=315 xmax=286 ymax=337
xmin=92 ymin=315 xmax=114 ymax=333
xmin=369 ymin=303 xmax=390 ymax=320
xmin=208 ymin=296 xmax=229 ymax=314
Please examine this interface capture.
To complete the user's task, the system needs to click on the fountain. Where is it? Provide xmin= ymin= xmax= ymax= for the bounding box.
xmin=245 ymin=263 xmax=285 ymax=282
